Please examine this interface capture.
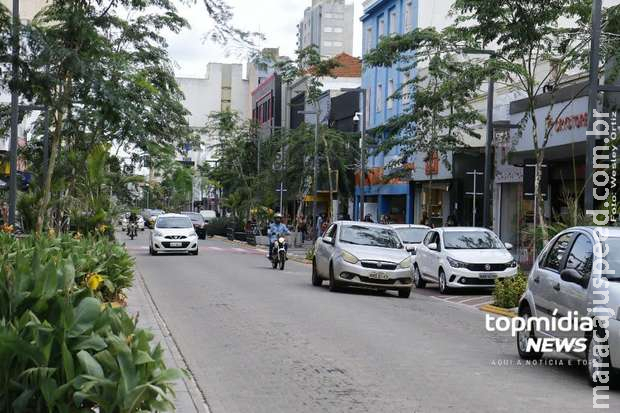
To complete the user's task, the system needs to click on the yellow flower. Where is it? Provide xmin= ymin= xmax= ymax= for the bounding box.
xmin=86 ymin=273 xmax=104 ymax=291
xmin=96 ymin=224 xmax=108 ymax=234
xmin=0 ymin=224 xmax=14 ymax=234
xmin=47 ymin=228 xmax=56 ymax=238
xmin=73 ymin=231 xmax=82 ymax=240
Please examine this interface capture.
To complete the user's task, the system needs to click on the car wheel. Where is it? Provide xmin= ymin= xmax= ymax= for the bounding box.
xmin=398 ymin=288 xmax=411 ymax=299
xmin=192 ymin=249 xmax=199 ymax=256
xmin=517 ymin=306 xmax=543 ymax=360
xmin=329 ymin=263 xmax=339 ymax=292
xmin=312 ymin=259 xmax=322 ymax=286
xmin=149 ymin=245 xmax=157 ymax=256
xmin=587 ymin=329 xmax=619 ymax=387
xmin=413 ymin=265 xmax=426 ymax=288
xmin=438 ymin=269 xmax=450 ymax=295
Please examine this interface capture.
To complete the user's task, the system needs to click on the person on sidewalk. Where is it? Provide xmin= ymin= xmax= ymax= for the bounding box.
xmin=297 ymin=215 xmax=307 ymax=243
xmin=268 ymin=213 xmax=290 ymax=260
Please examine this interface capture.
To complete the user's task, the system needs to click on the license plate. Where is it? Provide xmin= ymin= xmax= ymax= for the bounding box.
xmin=170 ymin=242 xmax=182 ymax=247
xmin=479 ymin=273 xmax=497 ymax=279
xmin=369 ymin=272 xmax=389 ymax=280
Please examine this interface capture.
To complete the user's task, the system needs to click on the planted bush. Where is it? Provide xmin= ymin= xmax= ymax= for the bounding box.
xmin=0 ymin=233 xmax=181 ymax=412
xmin=493 ymin=270 xmax=528 ymax=309
xmin=0 ymin=233 xmax=133 ymax=302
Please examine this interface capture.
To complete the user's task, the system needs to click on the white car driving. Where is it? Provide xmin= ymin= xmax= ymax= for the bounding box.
xmin=149 ymin=214 xmax=199 ymax=256
xmin=414 ymin=227 xmax=518 ymax=294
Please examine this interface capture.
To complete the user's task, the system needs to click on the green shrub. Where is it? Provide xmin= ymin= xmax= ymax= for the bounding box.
xmin=0 ymin=234 xmax=181 ymax=412
xmin=493 ymin=270 xmax=528 ymax=308
xmin=206 ymin=217 xmax=242 ymax=236
xmin=0 ymin=233 xmax=133 ymax=302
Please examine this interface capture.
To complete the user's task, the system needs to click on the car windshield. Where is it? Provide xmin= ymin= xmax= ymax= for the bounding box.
xmin=156 ymin=217 xmax=192 ymax=229
xmin=395 ymin=227 xmax=428 ymax=244
xmin=339 ymin=225 xmax=402 ymax=249
xmin=601 ymin=238 xmax=620 ymax=281
xmin=443 ymin=231 xmax=503 ymax=249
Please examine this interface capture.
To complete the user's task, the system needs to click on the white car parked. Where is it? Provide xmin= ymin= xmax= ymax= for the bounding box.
xmin=413 ymin=227 xmax=518 ymax=294
xmin=149 ymin=214 xmax=199 ymax=256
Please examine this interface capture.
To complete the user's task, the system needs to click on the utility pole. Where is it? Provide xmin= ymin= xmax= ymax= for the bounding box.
xmin=585 ymin=0 xmax=602 ymax=212
xmin=312 ymin=102 xmax=319 ymax=226
xmin=359 ymin=89 xmax=367 ymax=221
xmin=8 ymin=0 xmax=19 ymax=225
xmin=482 ymin=71 xmax=495 ymax=229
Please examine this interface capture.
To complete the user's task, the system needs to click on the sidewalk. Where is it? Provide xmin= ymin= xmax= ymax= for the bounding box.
xmin=126 ymin=266 xmax=208 ymax=413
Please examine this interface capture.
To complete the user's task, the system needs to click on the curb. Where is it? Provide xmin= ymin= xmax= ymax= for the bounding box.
xmin=479 ymin=304 xmax=517 ymax=317
xmin=213 ymin=235 xmax=312 ymax=265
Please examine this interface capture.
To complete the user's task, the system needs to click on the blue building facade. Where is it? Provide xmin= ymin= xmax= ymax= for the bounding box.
xmin=356 ymin=0 xmax=418 ymax=223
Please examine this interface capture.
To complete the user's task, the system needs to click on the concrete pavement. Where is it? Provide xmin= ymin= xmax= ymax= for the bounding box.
xmin=124 ymin=231 xmax=620 ymax=413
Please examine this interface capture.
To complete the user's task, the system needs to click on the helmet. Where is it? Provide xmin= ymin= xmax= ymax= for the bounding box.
xmin=274 ymin=213 xmax=283 ymax=219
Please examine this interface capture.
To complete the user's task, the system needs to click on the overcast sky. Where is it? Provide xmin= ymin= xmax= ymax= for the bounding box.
xmin=166 ymin=0 xmax=364 ymax=78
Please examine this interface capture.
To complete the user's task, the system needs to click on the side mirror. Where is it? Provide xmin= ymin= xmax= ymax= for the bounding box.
xmin=405 ymin=244 xmax=417 ymax=253
xmin=504 ymin=242 xmax=513 ymax=250
xmin=428 ymin=242 xmax=438 ymax=251
xmin=322 ymin=236 xmax=334 ymax=245
xmin=560 ymin=268 xmax=586 ymax=288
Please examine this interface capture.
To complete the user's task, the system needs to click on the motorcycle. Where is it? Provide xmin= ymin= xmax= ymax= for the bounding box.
xmin=128 ymin=222 xmax=138 ymax=240
xmin=270 ymin=234 xmax=288 ymax=271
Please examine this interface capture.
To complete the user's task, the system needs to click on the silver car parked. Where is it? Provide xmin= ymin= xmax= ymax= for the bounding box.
xmin=312 ymin=221 xmax=415 ymax=298
xmin=518 ymin=226 xmax=620 ymax=385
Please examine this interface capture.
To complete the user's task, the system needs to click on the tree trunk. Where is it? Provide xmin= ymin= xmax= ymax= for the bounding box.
xmin=322 ymin=134 xmax=335 ymax=222
xmin=35 ymin=109 xmax=64 ymax=234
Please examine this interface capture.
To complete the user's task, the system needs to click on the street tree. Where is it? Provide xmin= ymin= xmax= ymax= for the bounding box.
xmin=363 ymin=27 xmax=487 ymax=217
xmin=276 ymin=46 xmax=341 ymax=220
xmin=449 ymin=0 xmax=620 ymax=244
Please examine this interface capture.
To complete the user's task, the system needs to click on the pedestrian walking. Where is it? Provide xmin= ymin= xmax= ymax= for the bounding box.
xmin=315 ymin=213 xmax=324 ymax=239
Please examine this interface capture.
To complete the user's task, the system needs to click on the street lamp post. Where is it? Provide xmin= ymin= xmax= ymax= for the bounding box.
xmin=461 ymin=48 xmax=496 ymax=229
xmin=8 ymin=0 xmax=20 ymax=225
xmin=343 ymin=88 xmax=367 ymax=221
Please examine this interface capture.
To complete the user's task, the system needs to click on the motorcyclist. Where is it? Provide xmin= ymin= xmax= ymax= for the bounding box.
xmin=268 ymin=213 xmax=290 ymax=260
xmin=127 ymin=211 xmax=138 ymax=235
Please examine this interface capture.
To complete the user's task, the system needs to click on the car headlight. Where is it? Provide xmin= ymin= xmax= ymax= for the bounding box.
xmin=153 ymin=230 xmax=163 ymax=237
xmin=278 ymin=237 xmax=285 ymax=243
xmin=398 ymin=256 xmax=412 ymax=269
xmin=341 ymin=250 xmax=359 ymax=264
xmin=447 ymin=257 xmax=468 ymax=268
xmin=508 ymin=259 xmax=518 ymax=268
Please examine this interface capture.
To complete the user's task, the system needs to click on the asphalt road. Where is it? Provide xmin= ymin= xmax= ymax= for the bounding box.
xmin=125 ymin=232 xmax=620 ymax=413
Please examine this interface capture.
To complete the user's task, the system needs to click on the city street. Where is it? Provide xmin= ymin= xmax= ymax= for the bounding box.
xmin=124 ymin=232 xmax=620 ymax=413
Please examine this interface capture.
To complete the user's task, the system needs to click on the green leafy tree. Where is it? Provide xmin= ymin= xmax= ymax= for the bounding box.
xmin=364 ymin=27 xmax=487 ymax=216
xmin=449 ymin=0 xmax=613 ymax=243
xmin=276 ymin=46 xmax=341 ymax=220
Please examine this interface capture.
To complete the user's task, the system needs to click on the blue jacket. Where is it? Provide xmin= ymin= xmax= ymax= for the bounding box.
xmin=268 ymin=222 xmax=289 ymax=242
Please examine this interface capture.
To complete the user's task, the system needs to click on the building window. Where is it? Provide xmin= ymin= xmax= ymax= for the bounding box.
xmin=389 ymin=10 xmax=397 ymax=34
xmin=405 ymin=1 xmax=413 ymax=32
xmin=402 ymin=72 xmax=411 ymax=104
xmin=378 ymin=18 xmax=385 ymax=37
xmin=366 ymin=27 xmax=373 ymax=52
xmin=376 ymin=84 xmax=383 ymax=112
xmin=324 ymin=26 xmax=333 ymax=33
xmin=387 ymin=79 xmax=394 ymax=109
xmin=334 ymin=27 xmax=343 ymax=33
xmin=324 ymin=40 xmax=333 ymax=47
xmin=332 ymin=40 xmax=343 ymax=47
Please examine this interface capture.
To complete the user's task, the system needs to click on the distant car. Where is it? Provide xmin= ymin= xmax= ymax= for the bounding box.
xmin=390 ymin=224 xmax=430 ymax=256
xmin=146 ymin=209 xmax=165 ymax=228
xmin=137 ymin=215 xmax=145 ymax=231
xmin=517 ymin=227 xmax=620 ymax=385
xmin=149 ymin=214 xmax=198 ymax=255
xmin=199 ymin=210 xmax=217 ymax=223
xmin=413 ymin=227 xmax=517 ymax=294
xmin=312 ymin=221 xmax=414 ymax=298
xmin=181 ymin=212 xmax=207 ymax=239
